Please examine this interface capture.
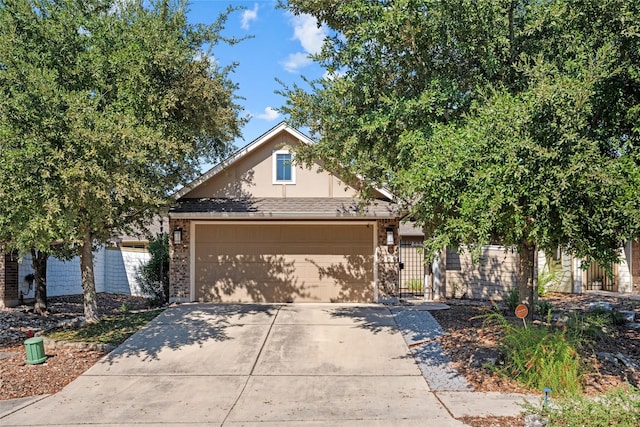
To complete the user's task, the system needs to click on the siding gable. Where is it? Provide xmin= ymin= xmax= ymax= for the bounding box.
xmin=182 ymin=128 xmax=359 ymax=199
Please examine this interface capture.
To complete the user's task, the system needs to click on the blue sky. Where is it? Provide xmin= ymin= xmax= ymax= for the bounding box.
xmin=187 ymin=1 xmax=327 ymax=150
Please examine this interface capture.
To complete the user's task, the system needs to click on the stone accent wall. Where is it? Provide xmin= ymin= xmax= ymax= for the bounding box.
xmin=1 ymin=252 xmax=19 ymax=308
xmin=376 ymin=218 xmax=399 ymax=301
xmin=445 ymin=246 xmax=519 ymax=300
xmin=169 ymin=218 xmax=191 ymax=302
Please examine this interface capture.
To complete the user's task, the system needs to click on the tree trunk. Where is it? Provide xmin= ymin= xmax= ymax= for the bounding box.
xmin=518 ymin=240 xmax=536 ymax=320
xmin=79 ymin=233 xmax=99 ymax=323
xmin=31 ymin=249 xmax=48 ymax=315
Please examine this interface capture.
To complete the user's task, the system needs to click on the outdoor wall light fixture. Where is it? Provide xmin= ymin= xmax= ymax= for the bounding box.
xmin=173 ymin=228 xmax=183 ymax=245
xmin=386 ymin=226 xmax=395 ymax=246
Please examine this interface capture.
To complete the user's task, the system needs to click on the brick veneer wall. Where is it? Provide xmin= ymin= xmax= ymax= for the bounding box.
xmin=169 ymin=219 xmax=191 ymax=302
xmin=1 ymin=252 xmax=19 ymax=308
xmin=376 ymin=218 xmax=399 ymax=300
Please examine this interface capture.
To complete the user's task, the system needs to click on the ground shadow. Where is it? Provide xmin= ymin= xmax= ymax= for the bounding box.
xmin=325 ymin=305 xmax=398 ymax=335
xmin=102 ymin=303 xmax=279 ymax=363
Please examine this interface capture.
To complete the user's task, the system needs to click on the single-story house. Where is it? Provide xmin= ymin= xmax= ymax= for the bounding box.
xmin=168 ymin=122 xmax=640 ymax=304
xmin=168 ymin=122 xmax=401 ymax=303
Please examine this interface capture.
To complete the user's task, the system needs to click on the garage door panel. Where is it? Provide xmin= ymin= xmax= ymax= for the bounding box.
xmin=194 ymin=224 xmax=374 ymax=303
xmin=197 ymin=244 xmax=370 ymax=257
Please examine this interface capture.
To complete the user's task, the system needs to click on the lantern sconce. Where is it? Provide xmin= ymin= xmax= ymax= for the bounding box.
xmin=173 ymin=228 xmax=183 ymax=245
xmin=386 ymin=226 xmax=395 ymax=246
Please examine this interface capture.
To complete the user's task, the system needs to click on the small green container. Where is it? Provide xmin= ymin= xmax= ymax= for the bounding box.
xmin=24 ymin=337 xmax=47 ymax=365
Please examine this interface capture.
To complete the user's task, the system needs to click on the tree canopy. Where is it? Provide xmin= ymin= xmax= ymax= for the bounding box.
xmin=0 ymin=0 xmax=244 ymax=319
xmin=281 ymin=0 xmax=640 ymax=306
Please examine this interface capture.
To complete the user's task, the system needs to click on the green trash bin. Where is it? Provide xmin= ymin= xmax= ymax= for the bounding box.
xmin=24 ymin=337 xmax=47 ymax=365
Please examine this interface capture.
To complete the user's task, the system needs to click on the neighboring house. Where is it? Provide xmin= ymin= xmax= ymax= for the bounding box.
xmin=537 ymin=240 xmax=639 ymax=294
xmin=400 ymin=223 xmax=639 ymax=299
xmin=168 ymin=122 xmax=400 ymax=303
xmin=0 ymin=220 xmax=164 ymax=307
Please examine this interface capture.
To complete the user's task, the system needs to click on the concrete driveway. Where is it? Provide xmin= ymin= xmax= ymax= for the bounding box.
xmin=1 ymin=303 xmax=465 ymax=426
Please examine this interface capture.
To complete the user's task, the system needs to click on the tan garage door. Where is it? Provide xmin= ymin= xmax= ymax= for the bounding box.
xmin=194 ymin=223 xmax=374 ymax=303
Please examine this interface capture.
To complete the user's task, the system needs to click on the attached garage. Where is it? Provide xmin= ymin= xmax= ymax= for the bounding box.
xmin=169 ymin=123 xmax=400 ymax=304
xmin=193 ymin=222 xmax=375 ymax=303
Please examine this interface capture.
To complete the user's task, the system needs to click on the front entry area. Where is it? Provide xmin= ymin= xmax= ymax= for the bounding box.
xmin=193 ymin=222 xmax=375 ymax=303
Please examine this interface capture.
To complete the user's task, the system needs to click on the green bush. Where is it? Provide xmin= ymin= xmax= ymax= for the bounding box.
xmin=567 ymin=308 xmax=614 ymax=341
xmin=503 ymin=287 xmax=520 ymax=311
xmin=535 ymin=300 xmax=553 ymax=317
xmin=136 ymin=233 xmax=169 ymax=306
xmin=405 ymin=278 xmax=423 ymax=293
xmin=483 ymin=312 xmax=584 ymax=396
xmin=528 ymin=385 xmax=640 ymax=427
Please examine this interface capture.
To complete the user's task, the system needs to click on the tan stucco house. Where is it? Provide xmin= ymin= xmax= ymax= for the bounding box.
xmin=168 ymin=122 xmax=401 ymax=303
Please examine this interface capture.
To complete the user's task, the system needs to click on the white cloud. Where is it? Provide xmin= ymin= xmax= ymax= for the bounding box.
xmin=290 ymin=13 xmax=327 ymax=55
xmin=282 ymin=52 xmax=312 ymax=73
xmin=281 ymin=13 xmax=328 ymax=73
xmin=255 ymin=107 xmax=280 ymax=121
xmin=241 ymin=3 xmax=259 ymax=30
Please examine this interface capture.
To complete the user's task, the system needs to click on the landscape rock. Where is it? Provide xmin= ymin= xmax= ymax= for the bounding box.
xmin=551 ymin=314 xmax=569 ymax=326
xmin=588 ymin=301 xmax=613 ymax=312
xmin=524 ymin=413 xmax=548 ymax=427
xmin=597 ymin=352 xmax=639 ymax=370
xmin=615 ymin=353 xmax=639 ymax=370
xmin=617 ymin=310 xmax=636 ymax=323
xmin=469 ymin=347 xmax=502 ymax=368
xmin=627 ymin=322 xmax=640 ymax=330
xmin=597 ymin=352 xmax=619 ymax=366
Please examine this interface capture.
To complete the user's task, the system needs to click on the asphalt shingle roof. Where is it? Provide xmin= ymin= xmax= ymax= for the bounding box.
xmin=170 ymin=197 xmax=397 ymax=218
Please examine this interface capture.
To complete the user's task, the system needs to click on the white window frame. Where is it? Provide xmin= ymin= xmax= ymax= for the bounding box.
xmin=272 ymin=150 xmax=296 ymax=184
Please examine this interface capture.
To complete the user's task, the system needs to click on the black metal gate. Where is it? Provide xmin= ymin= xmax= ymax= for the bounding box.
xmin=399 ymin=239 xmax=425 ymax=297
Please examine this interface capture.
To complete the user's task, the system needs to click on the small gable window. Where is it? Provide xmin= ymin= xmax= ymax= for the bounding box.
xmin=273 ymin=150 xmax=296 ymax=184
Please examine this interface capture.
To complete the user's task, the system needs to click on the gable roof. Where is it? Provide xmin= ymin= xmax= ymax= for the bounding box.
xmin=174 ymin=121 xmax=394 ymax=201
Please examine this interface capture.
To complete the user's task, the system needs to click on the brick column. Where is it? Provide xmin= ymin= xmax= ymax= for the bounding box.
xmin=169 ymin=219 xmax=191 ymax=302
xmin=376 ymin=219 xmax=399 ymax=302
xmin=1 ymin=252 xmax=19 ymax=308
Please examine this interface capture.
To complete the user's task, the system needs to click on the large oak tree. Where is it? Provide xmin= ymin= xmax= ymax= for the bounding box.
xmin=0 ymin=0 xmax=244 ymax=320
xmin=281 ymin=0 xmax=640 ymax=310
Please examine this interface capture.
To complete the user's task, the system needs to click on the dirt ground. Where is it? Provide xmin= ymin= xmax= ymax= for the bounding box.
xmin=430 ymin=292 xmax=640 ymax=427
xmin=1 ymin=292 xmax=638 ymax=427
xmin=0 ymin=294 xmax=150 ymax=401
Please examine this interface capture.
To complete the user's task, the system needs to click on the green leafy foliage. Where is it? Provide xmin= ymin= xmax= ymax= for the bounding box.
xmin=503 ymin=287 xmax=520 ymax=312
xmin=482 ymin=312 xmax=584 ymax=396
xmin=0 ymin=0 xmax=244 ymax=320
xmin=281 ymin=0 xmax=640 ymax=311
xmin=135 ymin=233 xmax=169 ymax=307
xmin=526 ymin=385 xmax=640 ymax=427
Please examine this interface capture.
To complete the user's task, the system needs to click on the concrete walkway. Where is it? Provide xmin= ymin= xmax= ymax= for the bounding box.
xmin=1 ymin=304 xmax=534 ymax=426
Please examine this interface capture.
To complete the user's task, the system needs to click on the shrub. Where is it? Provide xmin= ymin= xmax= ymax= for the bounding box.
xmin=503 ymin=287 xmax=520 ymax=311
xmin=526 ymin=385 xmax=640 ymax=427
xmin=482 ymin=312 xmax=584 ymax=396
xmin=567 ymin=308 xmax=614 ymax=341
xmin=535 ymin=300 xmax=553 ymax=317
xmin=136 ymin=233 xmax=169 ymax=306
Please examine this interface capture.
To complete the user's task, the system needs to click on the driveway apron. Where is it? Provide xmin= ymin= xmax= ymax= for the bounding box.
xmin=1 ymin=303 xmax=464 ymax=426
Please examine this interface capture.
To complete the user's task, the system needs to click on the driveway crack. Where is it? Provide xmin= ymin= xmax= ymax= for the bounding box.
xmin=221 ymin=305 xmax=281 ymax=426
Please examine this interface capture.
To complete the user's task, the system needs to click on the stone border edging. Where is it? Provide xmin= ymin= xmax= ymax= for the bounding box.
xmin=41 ymin=337 xmax=115 ymax=353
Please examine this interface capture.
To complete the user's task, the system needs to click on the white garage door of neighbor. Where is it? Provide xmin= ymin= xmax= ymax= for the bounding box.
xmin=194 ymin=223 xmax=374 ymax=303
